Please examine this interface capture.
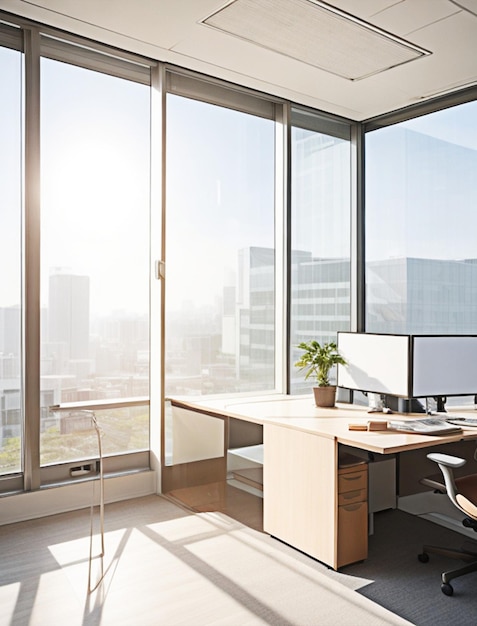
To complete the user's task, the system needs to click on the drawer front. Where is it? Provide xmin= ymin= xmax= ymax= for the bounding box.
xmin=338 ymin=470 xmax=367 ymax=494
xmin=337 ymin=501 xmax=368 ymax=567
xmin=338 ymin=488 xmax=366 ymax=506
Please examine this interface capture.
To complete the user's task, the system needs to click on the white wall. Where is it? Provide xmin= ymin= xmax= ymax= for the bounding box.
xmin=0 ymin=470 xmax=156 ymax=526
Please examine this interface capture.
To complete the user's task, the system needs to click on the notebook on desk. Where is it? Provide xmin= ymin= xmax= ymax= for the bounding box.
xmin=387 ymin=417 xmax=462 ymax=436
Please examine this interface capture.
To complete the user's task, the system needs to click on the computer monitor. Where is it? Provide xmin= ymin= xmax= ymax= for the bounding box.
xmin=337 ymin=332 xmax=477 ymax=399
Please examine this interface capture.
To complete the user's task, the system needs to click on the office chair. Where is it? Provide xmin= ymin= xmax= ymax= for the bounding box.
xmin=418 ymin=452 xmax=477 ymax=596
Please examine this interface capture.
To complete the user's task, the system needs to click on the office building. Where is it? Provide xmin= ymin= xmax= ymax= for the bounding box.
xmin=0 ymin=305 xmax=21 ymax=358
xmin=47 ymin=271 xmax=90 ymax=362
xmin=368 ymin=256 xmax=477 ymax=335
xmin=1 ymin=2 xmax=477 ymax=624
xmin=0 ymin=307 xmax=21 ymax=448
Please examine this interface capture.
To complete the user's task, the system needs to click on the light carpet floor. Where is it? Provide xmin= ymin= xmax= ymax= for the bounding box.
xmin=0 ymin=494 xmax=411 ymax=626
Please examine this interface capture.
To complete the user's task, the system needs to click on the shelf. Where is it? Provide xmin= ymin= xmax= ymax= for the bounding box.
xmin=228 ymin=444 xmax=263 ymax=464
xmin=232 ymin=467 xmax=263 ymax=491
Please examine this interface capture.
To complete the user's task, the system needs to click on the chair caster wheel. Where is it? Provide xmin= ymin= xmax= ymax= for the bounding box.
xmin=462 ymin=518 xmax=476 ymax=529
xmin=441 ymin=582 xmax=453 ymax=596
xmin=418 ymin=553 xmax=429 ymax=563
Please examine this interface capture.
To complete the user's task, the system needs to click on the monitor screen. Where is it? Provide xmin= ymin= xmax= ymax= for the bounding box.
xmin=337 ymin=332 xmax=477 ymax=398
xmin=412 ymin=335 xmax=477 ymax=397
xmin=337 ymin=332 xmax=411 ymax=397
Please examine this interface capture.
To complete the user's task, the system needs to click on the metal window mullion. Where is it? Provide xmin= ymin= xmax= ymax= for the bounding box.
xmin=290 ymin=106 xmax=352 ymax=139
xmin=350 ymin=122 xmax=365 ymax=333
xmin=0 ymin=21 xmax=23 ymax=51
xmin=40 ymin=35 xmax=152 ymax=86
xmin=364 ymin=85 xmax=477 ymax=131
xmin=23 ymin=27 xmax=41 ymax=491
xmin=150 ymin=63 xmax=166 ymax=483
xmin=275 ymin=101 xmax=289 ymax=394
xmin=165 ymin=67 xmax=277 ymax=120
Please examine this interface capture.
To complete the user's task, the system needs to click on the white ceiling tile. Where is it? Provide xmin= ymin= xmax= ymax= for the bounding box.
xmin=1 ymin=0 xmax=476 ymax=120
xmin=330 ymin=0 xmax=401 ymax=20
xmin=369 ymin=0 xmax=460 ymax=36
xmin=202 ymin=0 xmax=429 ymax=80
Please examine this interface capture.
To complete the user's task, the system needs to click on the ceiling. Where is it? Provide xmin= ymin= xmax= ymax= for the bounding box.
xmin=1 ymin=0 xmax=477 ymax=120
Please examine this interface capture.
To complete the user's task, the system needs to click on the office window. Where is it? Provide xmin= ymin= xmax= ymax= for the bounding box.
xmin=165 ymin=89 xmax=276 ymax=396
xmin=366 ymin=100 xmax=477 ymax=336
xmin=0 ymin=41 xmax=23 ymax=476
xmin=40 ymin=57 xmax=150 ymax=464
xmin=289 ymin=108 xmax=351 ymax=393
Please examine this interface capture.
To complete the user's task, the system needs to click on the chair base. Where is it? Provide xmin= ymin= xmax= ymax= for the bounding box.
xmin=418 ymin=543 xmax=477 ymax=596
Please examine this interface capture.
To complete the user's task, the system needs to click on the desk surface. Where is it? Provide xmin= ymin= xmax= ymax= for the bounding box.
xmin=170 ymin=394 xmax=477 ymax=455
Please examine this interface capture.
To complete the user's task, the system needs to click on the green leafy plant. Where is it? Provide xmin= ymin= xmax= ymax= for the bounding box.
xmin=294 ymin=340 xmax=346 ymax=387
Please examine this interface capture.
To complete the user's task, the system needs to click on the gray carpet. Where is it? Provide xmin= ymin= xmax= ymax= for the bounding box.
xmin=343 ymin=509 xmax=477 ymax=626
xmin=2 ymin=496 xmax=475 ymax=625
xmin=0 ymin=495 xmax=409 ymax=626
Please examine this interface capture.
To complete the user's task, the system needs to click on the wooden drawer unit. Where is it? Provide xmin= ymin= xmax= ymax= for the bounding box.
xmin=338 ymin=488 xmax=365 ymax=506
xmin=338 ymin=468 xmax=367 ymax=494
xmin=337 ymin=462 xmax=368 ymax=568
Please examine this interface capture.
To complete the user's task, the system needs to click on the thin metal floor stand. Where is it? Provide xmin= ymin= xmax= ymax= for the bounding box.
xmin=86 ymin=411 xmax=105 ymax=593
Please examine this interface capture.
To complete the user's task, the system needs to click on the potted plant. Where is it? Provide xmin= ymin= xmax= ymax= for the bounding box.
xmin=294 ymin=340 xmax=347 ymax=407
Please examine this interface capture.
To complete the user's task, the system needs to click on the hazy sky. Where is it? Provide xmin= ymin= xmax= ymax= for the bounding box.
xmin=401 ymin=100 xmax=477 ymax=151
xmin=2 ymin=45 xmax=477 ymax=311
xmin=40 ymin=58 xmax=150 ymax=316
xmin=365 ymin=101 xmax=477 ymax=263
xmin=165 ymin=94 xmax=275 ymax=310
xmin=1 ymin=47 xmax=274 ymax=315
xmin=0 ymin=47 xmax=22 ymax=308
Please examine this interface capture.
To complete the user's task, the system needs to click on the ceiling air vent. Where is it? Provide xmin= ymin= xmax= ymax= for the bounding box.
xmin=202 ymin=0 xmax=430 ymax=80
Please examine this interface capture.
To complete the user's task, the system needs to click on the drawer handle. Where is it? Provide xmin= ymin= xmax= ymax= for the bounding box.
xmin=343 ymin=475 xmax=362 ymax=482
xmin=342 ymin=490 xmax=362 ymax=500
xmin=342 ymin=503 xmax=364 ymax=512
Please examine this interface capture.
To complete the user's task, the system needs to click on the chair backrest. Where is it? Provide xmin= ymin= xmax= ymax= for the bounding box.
xmin=427 ymin=452 xmax=477 ymax=521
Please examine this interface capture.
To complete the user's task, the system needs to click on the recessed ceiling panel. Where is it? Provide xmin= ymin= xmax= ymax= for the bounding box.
xmin=202 ymin=0 xmax=430 ymax=80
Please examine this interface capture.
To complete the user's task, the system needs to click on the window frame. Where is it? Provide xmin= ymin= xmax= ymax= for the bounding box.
xmin=0 ymin=22 xmax=24 ymax=493
xmin=2 ymin=8 xmax=476 ymax=498
xmin=0 ymin=21 xmax=156 ymax=493
xmin=362 ymin=88 xmax=477 ymax=339
xmin=288 ymin=104 xmax=358 ymax=393
xmin=164 ymin=68 xmax=288 ymax=401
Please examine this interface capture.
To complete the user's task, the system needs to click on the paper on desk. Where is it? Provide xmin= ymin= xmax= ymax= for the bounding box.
xmin=387 ymin=417 xmax=462 ymax=435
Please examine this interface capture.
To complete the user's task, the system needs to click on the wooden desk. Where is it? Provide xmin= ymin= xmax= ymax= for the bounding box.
xmin=168 ymin=395 xmax=477 ymax=570
xmin=171 ymin=395 xmax=477 ymax=453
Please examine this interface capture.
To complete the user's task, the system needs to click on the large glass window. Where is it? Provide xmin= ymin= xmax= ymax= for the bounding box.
xmin=290 ymin=109 xmax=351 ymax=393
xmin=165 ymin=92 xmax=276 ymax=396
xmin=0 ymin=43 xmax=23 ymax=476
xmin=40 ymin=57 xmax=150 ymax=465
xmin=366 ymin=101 xmax=477 ymax=336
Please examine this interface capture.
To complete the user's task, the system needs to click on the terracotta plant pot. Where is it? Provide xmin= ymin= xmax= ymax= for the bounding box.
xmin=313 ymin=386 xmax=336 ymax=408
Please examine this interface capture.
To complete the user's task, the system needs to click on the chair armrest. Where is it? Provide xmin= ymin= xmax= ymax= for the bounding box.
xmin=427 ymin=452 xmax=467 ymax=469
xmin=428 ymin=453 xmax=476 ymax=520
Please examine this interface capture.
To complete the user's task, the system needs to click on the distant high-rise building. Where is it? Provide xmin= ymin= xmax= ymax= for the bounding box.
xmin=367 ymin=257 xmax=477 ymax=335
xmin=221 ymin=284 xmax=236 ymax=356
xmin=0 ymin=307 xmax=22 ymax=445
xmin=0 ymin=306 xmax=21 ymax=356
xmin=48 ymin=271 xmax=90 ymax=361
xmin=236 ymin=247 xmax=275 ymax=387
